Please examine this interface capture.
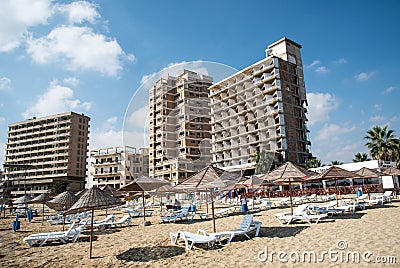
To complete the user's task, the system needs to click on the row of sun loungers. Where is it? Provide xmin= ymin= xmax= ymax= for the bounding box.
xmin=161 ymin=206 xmax=195 ymax=223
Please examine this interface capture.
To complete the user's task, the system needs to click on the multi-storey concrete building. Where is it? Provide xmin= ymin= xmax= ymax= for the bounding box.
xmin=88 ymin=146 xmax=149 ymax=189
xmin=3 ymin=112 xmax=90 ymax=196
xmin=149 ymin=70 xmax=213 ymax=182
xmin=209 ymin=37 xmax=311 ymax=171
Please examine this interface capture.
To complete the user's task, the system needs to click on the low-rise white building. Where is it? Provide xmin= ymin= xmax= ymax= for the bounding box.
xmin=88 ymin=146 xmax=149 ymax=189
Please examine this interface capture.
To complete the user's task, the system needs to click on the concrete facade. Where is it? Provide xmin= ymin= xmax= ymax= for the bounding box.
xmin=3 ymin=112 xmax=90 ymax=196
xmin=209 ymin=38 xmax=311 ymax=172
xmin=88 ymin=146 xmax=149 ymax=189
xmin=149 ymin=70 xmax=213 ymax=182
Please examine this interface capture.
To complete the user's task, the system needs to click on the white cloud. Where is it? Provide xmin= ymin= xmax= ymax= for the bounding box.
xmin=0 ymin=0 xmax=52 ymax=52
xmin=56 ymin=1 xmax=100 ymax=25
xmin=354 ymin=72 xmax=374 ymax=81
xmin=333 ymin=58 xmax=347 ymax=64
xmin=0 ymin=116 xmax=5 ymax=124
xmin=315 ymin=66 xmax=329 ymax=73
xmin=23 ymin=80 xmax=91 ymax=118
xmin=90 ymin=129 xmax=123 ymax=150
xmin=314 ymin=123 xmax=356 ymax=141
xmin=373 ymin=104 xmax=381 ymax=110
xmin=63 ymin=77 xmax=80 ymax=86
xmin=125 ymin=106 xmax=149 ymax=130
xmin=383 ymin=86 xmax=395 ymax=94
xmin=307 ymin=92 xmax=339 ymax=126
xmin=0 ymin=77 xmax=11 ymax=90
xmin=141 ymin=61 xmax=210 ymax=86
xmin=26 ymin=25 xmax=133 ymax=76
xmin=101 ymin=116 xmax=118 ymax=130
xmin=306 ymin=60 xmax=320 ymax=68
xmin=370 ymin=115 xmax=385 ymax=122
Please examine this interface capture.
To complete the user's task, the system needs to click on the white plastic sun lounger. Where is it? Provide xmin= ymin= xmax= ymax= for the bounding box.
xmin=213 ymin=214 xmax=262 ymax=243
xmin=274 ymin=204 xmax=327 ymax=225
xmin=23 ymin=222 xmax=83 ymax=247
xmin=161 ymin=207 xmax=194 ymax=223
xmin=170 ymin=229 xmax=220 ymax=250
xmin=110 ymin=215 xmax=131 ymax=227
xmin=253 ymin=199 xmax=273 ymax=211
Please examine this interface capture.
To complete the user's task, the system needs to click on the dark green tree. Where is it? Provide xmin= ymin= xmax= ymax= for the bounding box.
xmin=305 ymin=157 xmax=323 ymax=169
xmin=364 ymin=125 xmax=399 ymax=161
xmin=352 ymin=152 xmax=370 ymax=162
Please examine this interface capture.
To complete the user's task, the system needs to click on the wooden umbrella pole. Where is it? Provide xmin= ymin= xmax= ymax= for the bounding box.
xmin=42 ymin=202 xmax=45 ymax=225
xmin=160 ymin=194 xmax=162 ymax=212
xmin=206 ymin=192 xmax=209 ymax=214
xmin=289 ymin=179 xmax=293 ymax=215
xmin=62 ymin=214 xmax=65 ymax=231
xmin=89 ymin=208 xmax=94 ymax=259
xmin=335 ymin=180 xmax=339 ymax=207
xmin=210 ymin=190 xmax=216 ymax=233
xmin=142 ymin=191 xmax=146 ymax=222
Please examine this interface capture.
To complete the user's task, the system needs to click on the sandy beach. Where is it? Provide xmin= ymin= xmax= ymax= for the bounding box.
xmin=1 ymin=198 xmax=399 ymax=268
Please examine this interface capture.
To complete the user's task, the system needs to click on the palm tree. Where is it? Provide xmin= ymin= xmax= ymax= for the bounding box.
xmin=330 ymin=160 xmax=343 ymax=166
xmin=305 ymin=158 xmax=323 ymax=169
xmin=353 ymin=152 xmax=370 ymax=162
xmin=364 ymin=125 xmax=400 ymax=161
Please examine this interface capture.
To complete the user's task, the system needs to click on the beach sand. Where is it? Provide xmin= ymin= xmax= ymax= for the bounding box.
xmin=1 ymin=200 xmax=399 ymax=267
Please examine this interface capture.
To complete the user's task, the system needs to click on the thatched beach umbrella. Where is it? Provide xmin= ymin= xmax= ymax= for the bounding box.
xmin=100 ymin=185 xmax=124 ymax=197
xmin=13 ymin=195 xmax=32 ymax=204
xmin=30 ymin=193 xmax=50 ymax=225
xmin=46 ymin=190 xmax=78 ymax=211
xmin=13 ymin=195 xmax=33 ymax=221
xmin=309 ymin=166 xmax=358 ymax=206
xmin=266 ymin=162 xmax=317 ymax=214
xmin=76 ymin=189 xmax=87 ymax=198
xmin=382 ymin=167 xmax=400 ymax=176
xmin=118 ymin=176 xmax=169 ymax=222
xmin=47 ymin=190 xmax=79 ymax=230
xmin=65 ymin=187 xmax=122 ymax=259
xmin=174 ymin=165 xmax=240 ymax=232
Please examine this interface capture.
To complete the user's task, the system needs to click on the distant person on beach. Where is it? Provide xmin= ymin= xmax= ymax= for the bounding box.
xmin=174 ymin=199 xmax=181 ymax=210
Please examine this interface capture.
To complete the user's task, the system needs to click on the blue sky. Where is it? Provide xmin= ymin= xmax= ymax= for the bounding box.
xmin=0 ymin=0 xmax=399 ymax=166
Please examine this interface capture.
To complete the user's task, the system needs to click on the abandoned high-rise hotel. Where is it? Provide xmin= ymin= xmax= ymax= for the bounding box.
xmin=3 ymin=112 xmax=90 ymax=196
xmin=149 ymin=37 xmax=311 ymax=182
xmin=210 ymin=38 xmax=311 ymax=170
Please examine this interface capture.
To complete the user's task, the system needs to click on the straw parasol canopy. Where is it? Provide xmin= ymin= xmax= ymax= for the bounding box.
xmin=315 ymin=166 xmax=358 ymax=180
xmin=66 ymin=187 xmax=122 ymax=214
xmin=355 ymin=167 xmax=385 ymax=178
xmin=31 ymin=193 xmax=51 ymax=224
xmin=381 ymin=167 xmax=400 ymax=176
xmin=100 ymin=185 xmax=124 ymax=197
xmin=119 ymin=176 xmax=170 ymax=192
xmin=13 ymin=195 xmax=32 ymax=204
xmin=46 ymin=190 xmax=78 ymax=211
xmin=76 ymin=189 xmax=88 ymax=198
xmin=31 ymin=193 xmax=50 ymax=203
xmin=118 ymin=176 xmax=170 ymax=221
xmin=65 ymin=187 xmax=122 ymax=259
xmin=174 ymin=165 xmax=239 ymax=192
xmin=174 ymin=165 xmax=241 ymax=232
xmin=266 ymin=162 xmax=317 ymax=214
